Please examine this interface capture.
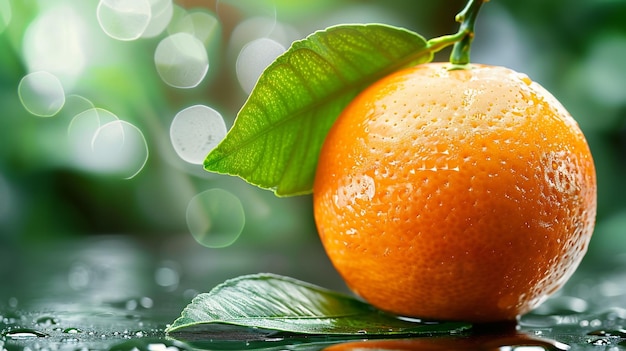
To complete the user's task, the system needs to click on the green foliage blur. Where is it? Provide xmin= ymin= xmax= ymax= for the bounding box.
xmin=0 ymin=0 xmax=625 ymax=270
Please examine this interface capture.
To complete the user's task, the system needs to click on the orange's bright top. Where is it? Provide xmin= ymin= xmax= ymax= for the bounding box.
xmin=313 ymin=63 xmax=597 ymax=322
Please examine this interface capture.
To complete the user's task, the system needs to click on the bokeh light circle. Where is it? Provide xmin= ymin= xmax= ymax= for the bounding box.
xmin=216 ymin=0 xmax=277 ymax=26
xmin=141 ymin=0 xmax=173 ymax=38
xmin=68 ymin=108 xmax=148 ymax=178
xmin=170 ymin=105 xmax=227 ymax=165
xmin=97 ymin=0 xmax=152 ymax=41
xmin=21 ymin=4 xmax=87 ymax=87
xmin=236 ymin=37 xmax=285 ymax=94
xmin=584 ymin=35 xmax=626 ymax=107
xmin=91 ymin=120 xmax=149 ymax=179
xmin=183 ymin=11 xmax=220 ymax=46
xmin=154 ymin=261 xmax=180 ymax=291
xmin=62 ymin=95 xmax=96 ymax=119
xmin=155 ymin=32 xmax=209 ymax=88
xmin=167 ymin=8 xmax=220 ymax=46
xmin=68 ymin=108 xmax=118 ymax=170
xmin=0 ymin=0 xmax=11 ymax=34
xmin=18 ymin=71 xmax=65 ymax=117
xmin=165 ymin=4 xmax=188 ymax=35
xmin=186 ymin=189 xmax=245 ymax=248
xmin=229 ymin=17 xmax=277 ymax=54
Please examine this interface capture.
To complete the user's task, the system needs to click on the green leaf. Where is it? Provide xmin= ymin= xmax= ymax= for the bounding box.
xmin=165 ymin=273 xmax=471 ymax=340
xmin=204 ymin=24 xmax=439 ymax=196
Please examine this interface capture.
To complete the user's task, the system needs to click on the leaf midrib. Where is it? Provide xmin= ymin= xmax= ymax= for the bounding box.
xmin=205 ymin=33 xmax=434 ymax=168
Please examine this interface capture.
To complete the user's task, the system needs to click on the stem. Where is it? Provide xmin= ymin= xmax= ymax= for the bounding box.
xmin=449 ymin=0 xmax=487 ymax=67
xmin=426 ymin=31 xmax=468 ymax=55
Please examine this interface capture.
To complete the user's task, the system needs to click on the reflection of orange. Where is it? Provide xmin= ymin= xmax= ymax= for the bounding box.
xmin=313 ymin=63 xmax=597 ymax=322
xmin=323 ymin=333 xmax=569 ymax=351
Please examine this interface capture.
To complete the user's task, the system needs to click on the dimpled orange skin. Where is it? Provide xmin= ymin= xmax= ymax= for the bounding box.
xmin=313 ymin=63 xmax=597 ymax=322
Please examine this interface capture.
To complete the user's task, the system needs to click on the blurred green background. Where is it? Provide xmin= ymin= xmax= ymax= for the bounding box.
xmin=1 ymin=0 xmax=625 ymax=272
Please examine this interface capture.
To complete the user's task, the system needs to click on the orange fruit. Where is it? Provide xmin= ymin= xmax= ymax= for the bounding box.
xmin=313 ymin=62 xmax=597 ymax=322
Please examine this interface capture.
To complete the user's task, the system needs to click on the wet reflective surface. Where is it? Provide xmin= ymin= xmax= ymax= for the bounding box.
xmin=1 ymin=235 xmax=625 ymax=351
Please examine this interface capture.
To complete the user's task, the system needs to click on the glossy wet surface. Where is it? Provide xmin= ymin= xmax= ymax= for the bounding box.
xmin=1 ymin=236 xmax=625 ymax=351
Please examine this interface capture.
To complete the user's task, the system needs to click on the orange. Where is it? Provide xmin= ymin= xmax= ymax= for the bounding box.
xmin=313 ymin=62 xmax=597 ymax=322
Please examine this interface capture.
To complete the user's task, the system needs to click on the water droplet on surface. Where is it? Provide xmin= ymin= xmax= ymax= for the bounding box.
xmin=170 ymin=105 xmax=227 ymax=165
xmin=4 ymin=329 xmax=48 ymax=339
xmin=586 ymin=337 xmax=612 ymax=346
xmin=236 ymin=37 xmax=285 ymax=94
xmin=154 ymin=32 xmax=208 ymax=88
xmin=60 ymin=337 xmax=80 ymax=343
xmin=97 ymin=0 xmax=152 ymax=41
xmin=485 ymin=335 xmax=570 ymax=351
xmin=18 ymin=71 xmax=65 ymax=117
xmin=63 ymin=327 xmax=82 ymax=334
xmin=1 ymin=310 xmax=20 ymax=324
xmin=186 ymin=188 xmax=245 ymax=248
xmin=588 ymin=329 xmax=626 ymax=337
xmin=108 ymin=338 xmax=188 ymax=351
